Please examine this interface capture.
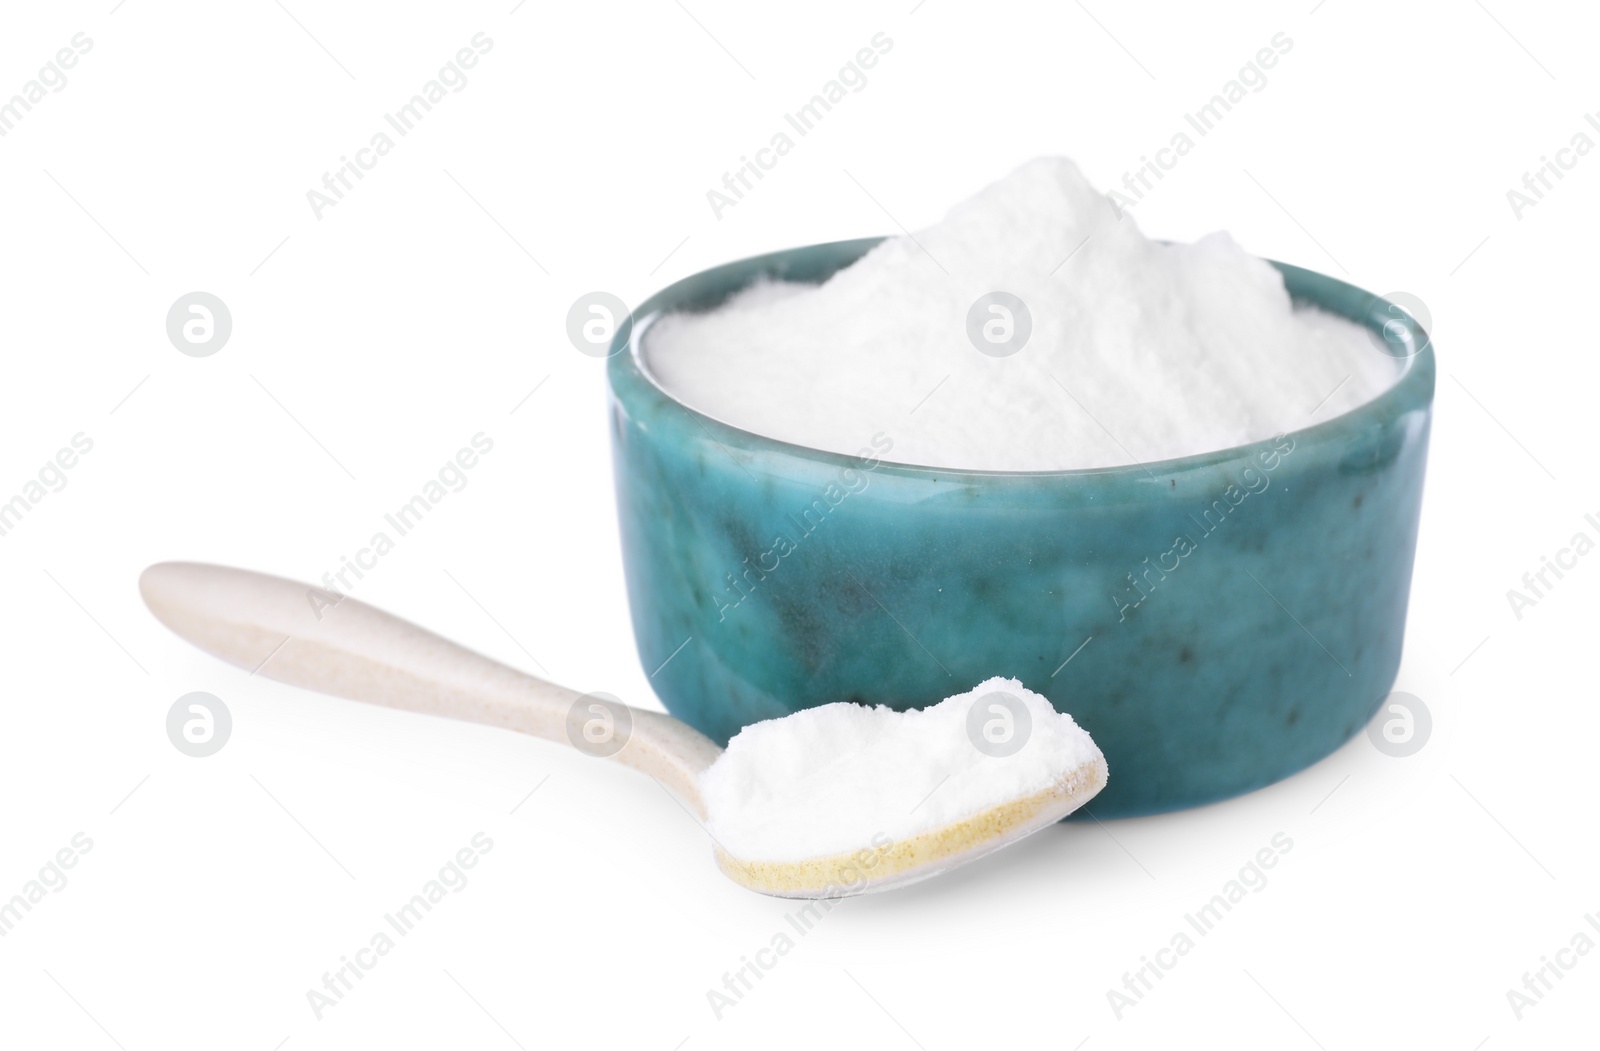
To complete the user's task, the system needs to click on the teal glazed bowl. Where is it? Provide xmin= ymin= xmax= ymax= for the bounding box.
xmin=606 ymin=238 xmax=1434 ymax=818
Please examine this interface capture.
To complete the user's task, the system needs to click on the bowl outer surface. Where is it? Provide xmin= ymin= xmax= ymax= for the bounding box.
xmin=606 ymin=239 xmax=1434 ymax=817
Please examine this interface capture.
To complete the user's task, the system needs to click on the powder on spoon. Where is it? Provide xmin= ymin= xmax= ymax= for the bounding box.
xmin=644 ymin=157 xmax=1398 ymax=471
xmin=700 ymin=677 xmax=1104 ymax=865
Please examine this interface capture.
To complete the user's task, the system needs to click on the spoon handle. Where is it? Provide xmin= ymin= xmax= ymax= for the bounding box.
xmin=139 ymin=562 xmax=720 ymax=815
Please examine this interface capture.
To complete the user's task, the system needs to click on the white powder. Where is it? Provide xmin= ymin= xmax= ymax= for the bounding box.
xmin=645 ymin=158 xmax=1398 ymax=471
xmin=701 ymin=677 xmax=1104 ymax=863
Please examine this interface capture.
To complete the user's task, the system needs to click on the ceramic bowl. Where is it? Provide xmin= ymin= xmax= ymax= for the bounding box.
xmin=606 ymin=238 xmax=1433 ymax=817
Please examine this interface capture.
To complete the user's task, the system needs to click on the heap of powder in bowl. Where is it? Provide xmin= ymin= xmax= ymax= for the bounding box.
xmin=643 ymin=157 xmax=1398 ymax=472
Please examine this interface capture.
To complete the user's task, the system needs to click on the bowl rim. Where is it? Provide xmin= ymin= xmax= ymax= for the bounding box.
xmin=607 ymin=236 xmax=1436 ymax=480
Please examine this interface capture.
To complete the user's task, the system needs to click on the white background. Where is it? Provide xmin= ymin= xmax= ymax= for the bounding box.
xmin=1 ymin=0 xmax=1595 ymax=1047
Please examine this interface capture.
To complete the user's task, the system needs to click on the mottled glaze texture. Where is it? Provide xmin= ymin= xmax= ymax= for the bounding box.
xmin=607 ymin=238 xmax=1433 ymax=817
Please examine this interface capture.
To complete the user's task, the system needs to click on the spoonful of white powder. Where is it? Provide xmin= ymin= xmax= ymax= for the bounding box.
xmin=702 ymin=677 xmax=1106 ymax=897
